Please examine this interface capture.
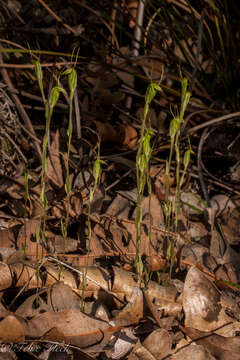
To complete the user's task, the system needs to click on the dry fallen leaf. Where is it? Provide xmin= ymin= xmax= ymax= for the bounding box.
xmin=0 ymin=315 xmax=25 ymax=343
xmin=25 ymin=308 xmax=116 ymax=348
xmin=181 ymin=326 xmax=240 ymax=360
xmin=128 ymin=340 xmax=157 ymax=360
xmin=183 ymin=266 xmax=240 ymax=336
xmin=17 ymin=219 xmax=46 ymax=260
xmin=143 ymin=328 xmax=172 ymax=359
xmin=170 ymin=343 xmax=216 ymax=360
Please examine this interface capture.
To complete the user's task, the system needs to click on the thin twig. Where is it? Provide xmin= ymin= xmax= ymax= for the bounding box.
xmin=126 ymin=0 xmax=145 ymax=110
xmin=36 ymin=0 xmax=77 ymax=35
xmin=187 ymin=112 xmax=240 ymax=134
xmin=0 ymin=61 xmax=81 ymax=69
xmin=0 ymin=53 xmax=42 ymax=161
xmin=89 ymin=213 xmax=183 ymax=241
xmin=0 ymin=127 xmax=27 ymax=164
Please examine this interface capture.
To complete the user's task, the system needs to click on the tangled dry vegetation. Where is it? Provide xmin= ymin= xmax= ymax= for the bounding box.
xmin=0 ymin=0 xmax=240 ymax=359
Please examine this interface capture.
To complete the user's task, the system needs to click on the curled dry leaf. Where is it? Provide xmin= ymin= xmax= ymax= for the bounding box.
xmin=144 ymin=284 xmax=182 ymax=317
xmin=45 ymin=264 xmax=113 ymax=304
xmin=145 ymin=253 xmax=167 ymax=272
xmin=143 ymin=328 xmax=172 ymax=359
xmin=187 ymin=221 xmax=208 ymax=240
xmin=220 ymin=206 xmax=240 ymax=245
xmin=42 ymin=326 xmax=65 ymax=343
xmin=210 ymin=229 xmax=240 ymax=270
xmin=126 ymin=1 xmax=138 ymax=28
xmin=112 ymin=267 xmax=181 ymax=315
xmin=94 ymin=120 xmax=119 ymax=143
xmin=94 ymin=120 xmax=137 ymax=150
xmin=121 ymin=123 xmax=138 ymax=150
xmin=112 ymin=286 xmax=143 ymax=326
xmin=44 ymin=264 xmax=77 ymax=289
xmin=183 ymin=266 xmax=240 ymax=336
xmin=93 ymin=191 xmax=165 ymax=261
xmin=183 ymin=266 xmax=221 ymax=330
xmin=214 ymin=263 xmax=238 ymax=285
xmin=209 ymin=194 xmax=235 ymax=219
xmin=47 ymin=282 xmax=82 ymax=312
xmin=24 ymin=309 xmax=118 ymax=348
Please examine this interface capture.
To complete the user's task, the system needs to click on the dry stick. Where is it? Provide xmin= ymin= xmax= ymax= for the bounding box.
xmin=0 ymin=38 xmax=80 ymax=72
xmin=0 ymin=127 xmax=27 ymax=164
xmin=36 ymin=0 xmax=77 ymax=35
xmin=9 ymin=113 xmax=42 ymax=145
xmin=167 ymin=0 xmax=214 ymax=47
xmin=89 ymin=213 xmax=183 ymax=241
xmin=0 ymin=38 xmax=35 ymax=53
xmin=189 ymin=9 xmax=205 ymax=95
xmin=74 ymin=89 xmax=83 ymax=160
xmin=105 ymin=169 xmax=133 ymax=192
xmin=0 ymin=174 xmax=40 ymax=196
xmin=126 ymin=0 xmax=145 ymax=110
xmin=76 ymin=1 xmax=120 ymax=50
xmin=192 ymin=168 xmax=239 ymax=196
xmin=110 ymin=0 xmax=118 ymax=48
xmin=0 ymin=53 xmax=42 ymax=161
xmin=12 ymin=24 xmax=84 ymax=36
xmin=187 ymin=112 xmax=240 ymax=135
xmin=74 ymin=90 xmax=81 ymax=138
xmin=0 ymin=0 xmax=25 ymax=25
xmin=8 ymin=88 xmax=68 ymax=111
xmin=1 ymin=151 xmax=16 ymax=169
xmin=132 ymin=0 xmax=145 ymax=57
xmin=0 ymin=61 xmax=81 ymax=69
xmin=197 ymin=127 xmax=211 ymax=207
xmin=144 ymin=7 xmax=161 ymax=51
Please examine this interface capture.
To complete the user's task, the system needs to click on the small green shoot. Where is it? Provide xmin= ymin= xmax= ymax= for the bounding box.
xmin=61 ymin=66 xmax=77 ymax=248
xmin=33 ymin=61 xmax=65 ymax=254
xmin=165 ymin=76 xmax=192 ymax=278
xmin=81 ymin=141 xmax=106 ymax=310
xmin=23 ymin=166 xmax=29 ymax=257
xmin=135 ymin=80 xmax=162 ymax=282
